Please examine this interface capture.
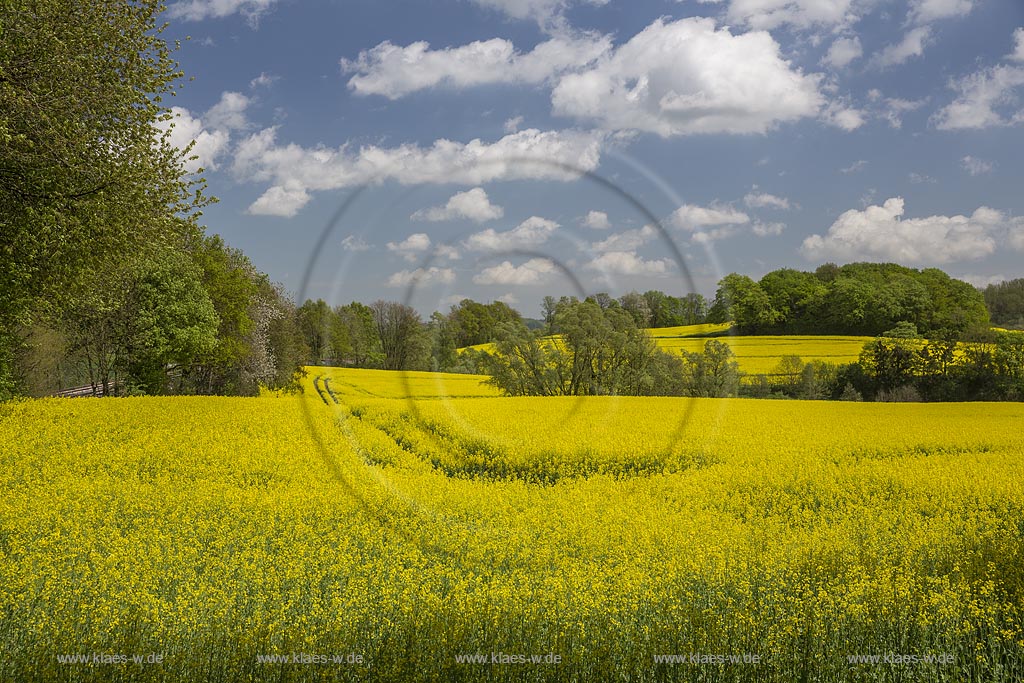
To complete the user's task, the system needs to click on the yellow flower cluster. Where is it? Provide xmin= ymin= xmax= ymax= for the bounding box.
xmin=0 ymin=370 xmax=1021 ymax=681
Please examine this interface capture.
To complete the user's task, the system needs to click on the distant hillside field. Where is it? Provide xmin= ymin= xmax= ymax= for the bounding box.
xmin=645 ymin=322 xmax=734 ymax=338
xmin=460 ymin=323 xmax=872 ymax=376
xmin=317 ymin=367 xmax=499 ymax=400
xmin=653 ymin=335 xmax=873 ymax=375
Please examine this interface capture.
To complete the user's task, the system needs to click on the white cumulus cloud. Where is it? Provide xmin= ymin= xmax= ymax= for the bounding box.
xmin=504 ymin=115 xmax=525 ymax=133
xmin=582 ymin=210 xmax=611 ymax=230
xmin=412 ymin=187 xmax=504 ymax=222
xmin=822 ymin=36 xmax=862 ymax=69
xmin=724 ymin=0 xmax=864 ymax=31
xmin=341 ymin=235 xmax=372 ymax=252
xmin=550 ymin=17 xmax=825 ymax=136
xmin=247 ymin=182 xmax=310 ymax=217
xmin=669 ymin=203 xmax=751 ymax=231
xmin=435 ymin=244 xmax=462 ymax=261
xmin=155 ymin=106 xmax=230 ymax=173
xmin=473 ymin=258 xmax=556 ymax=285
xmin=232 ymin=127 xmax=605 ymax=216
xmin=468 ymin=0 xmax=609 ymax=29
xmin=956 ymin=273 xmax=1007 ymax=288
xmin=342 ymin=33 xmax=611 ymax=99
xmin=387 ymin=233 xmax=432 ymax=262
xmin=465 ymin=216 xmax=559 ymax=251
xmin=250 ymin=72 xmax=278 ymax=88
xmin=752 ymin=220 xmax=786 ymax=236
xmin=692 ymin=226 xmax=742 ymax=243
xmin=962 ymin=156 xmax=994 ymax=176
xmin=1011 ymin=227 xmax=1024 ymax=252
xmin=744 ymin=192 xmax=791 ymax=210
xmin=1011 ymin=28 xmax=1024 ymax=62
xmin=870 ymin=27 xmax=931 ymax=69
xmin=167 ymin=0 xmax=279 ymax=22
xmin=591 ymin=225 xmax=657 ymax=252
xmin=932 ymin=64 xmax=1024 ymax=130
xmin=387 ymin=267 xmax=456 ymax=287
xmin=909 ymin=0 xmax=974 ymax=24
xmin=823 ymin=103 xmax=866 ymax=131
xmin=866 ymin=91 xmax=928 ymax=129
xmin=586 ymin=251 xmax=670 ymax=276
xmin=800 ymin=197 xmax=1012 ymax=265
xmin=204 ymin=91 xmax=251 ymax=131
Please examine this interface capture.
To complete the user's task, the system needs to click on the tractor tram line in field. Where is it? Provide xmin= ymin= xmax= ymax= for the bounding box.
xmin=300 ymin=368 xmax=1024 ymax=680
xmin=3 ymin=367 xmax=1023 ymax=681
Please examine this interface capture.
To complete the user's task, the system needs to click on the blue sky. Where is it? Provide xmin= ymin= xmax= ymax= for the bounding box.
xmin=160 ymin=0 xmax=1024 ymax=316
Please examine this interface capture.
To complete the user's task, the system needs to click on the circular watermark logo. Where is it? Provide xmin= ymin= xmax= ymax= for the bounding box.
xmin=297 ymin=152 xmax=731 ymax=556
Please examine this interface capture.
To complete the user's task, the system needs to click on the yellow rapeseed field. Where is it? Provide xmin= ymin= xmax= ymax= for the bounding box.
xmin=461 ymin=327 xmax=873 ymax=375
xmin=1 ymin=368 xmax=1022 ymax=681
xmin=645 ymin=322 xmax=734 ymax=338
xmin=653 ymin=335 xmax=873 ymax=375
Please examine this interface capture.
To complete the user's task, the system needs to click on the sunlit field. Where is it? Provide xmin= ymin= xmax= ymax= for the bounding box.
xmin=2 ymin=368 xmax=1022 ymax=681
xmin=6 ymin=0 xmax=1024 ymax=681
xmin=645 ymin=322 xmax=734 ymax=338
xmin=462 ymin=328 xmax=872 ymax=376
xmin=318 ymin=367 xmax=501 ymax=400
xmin=653 ymin=335 xmax=873 ymax=375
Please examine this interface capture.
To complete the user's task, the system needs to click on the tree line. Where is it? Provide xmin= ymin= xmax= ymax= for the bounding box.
xmin=465 ymin=297 xmax=1024 ymax=402
xmin=289 ymin=292 xmax=714 ymax=375
xmin=709 ymin=262 xmax=992 ymax=337
xmin=285 ymin=293 xmax=737 ymax=399
xmin=738 ymin=328 xmax=1024 ymax=403
xmin=3 ymin=2 xmax=1020 ymax=401
xmin=1 ymin=0 xmax=306 ymax=398
xmin=983 ymin=279 xmax=1024 ymax=329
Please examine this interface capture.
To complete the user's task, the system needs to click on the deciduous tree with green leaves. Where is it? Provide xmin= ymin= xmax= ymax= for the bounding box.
xmin=0 ymin=0 xmax=211 ymax=397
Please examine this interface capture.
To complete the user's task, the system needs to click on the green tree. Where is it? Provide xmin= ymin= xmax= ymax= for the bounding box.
xmin=679 ymin=292 xmax=709 ymax=325
xmin=815 ymin=262 xmax=840 ymax=283
xmin=774 ymin=355 xmax=805 ymax=395
xmin=680 ymin=340 xmax=740 ymax=397
xmin=186 ymin=235 xmax=261 ymax=394
xmin=59 ymin=249 xmax=219 ymax=395
xmin=541 ymin=296 xmax=558 ymax=333
xmin=122 ymin=251 xmax=219 ymax=394
xmin=428 ymin=311 xmax=458 ymax=372
xmin=917 ymin=268 xmax=989 ymax=336
xmin=372 ymin=301 xmax=428 ymax=371
xmin=619 ymin=291 xmax=652 ymax=328
xmin=858 ymin=338 xmax=921 ymax=396
xmin=484 ymin=299 xmax=661 ymax=396
xmin=883 ymin=321 xmax=921 ymax=339
xmin=591 ymin=292 xmax=616 ymax=310
xmin=336 ymin=302 xmax=382 ymax=367
xmin=1 ymin=0 xmax=210 ymax=397
xmin=297 ymin=300 xmax=336 ymax=364
xmin=758 ymin=269 xmax=827 ymax=332
xmin=992 ymin=331 xmax=1024 ymax=399
xmin=448 ymin=299 xmax=522 ymax=347
xmin=710 ymin=275 xmax=780 ymax=331
xmin=647 ymin=349 xmax=687 ymax=396
xmin=797 ymin=361 xmax=835 ymax=400
xmin=557 ymin=300 xmax=613 ymax=395
xmin=484 ymin=321 xmax=568 ymax=396
xmin=262 ymin=284 xmax=308 ymax=391
xmin=983 ymin=279 xmax=1024 ymax=328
